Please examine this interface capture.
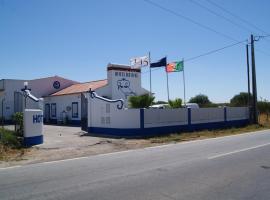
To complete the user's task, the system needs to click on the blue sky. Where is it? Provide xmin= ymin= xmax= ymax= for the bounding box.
xmin=0 ymin=0 xmax=269 ymax=103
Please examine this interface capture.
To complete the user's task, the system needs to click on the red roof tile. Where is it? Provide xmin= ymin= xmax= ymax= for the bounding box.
xmin=50 ymin=79 xmax=107 ymax=96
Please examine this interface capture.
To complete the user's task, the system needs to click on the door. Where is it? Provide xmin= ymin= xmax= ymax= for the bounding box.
xmin=45 ymin=104 xmax=50 ymax=123
xmin=81 ymin=93 xmax=88 ymax=131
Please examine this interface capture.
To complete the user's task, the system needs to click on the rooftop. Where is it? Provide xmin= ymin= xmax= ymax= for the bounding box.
xmin=49 ymin=79 xmax=108 ymax=96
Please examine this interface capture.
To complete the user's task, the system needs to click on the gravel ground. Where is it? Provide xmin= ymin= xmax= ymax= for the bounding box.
xmin=0 ymin=125 xmax=154 ymax=167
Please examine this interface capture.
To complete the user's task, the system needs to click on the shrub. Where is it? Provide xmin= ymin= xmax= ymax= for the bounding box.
xmin=0 ymin=128 xmax=21 ymax=148
xmin=169 ymin=98 xmax=183 ymax=108
xmin=12 ymin=112 xmax=24 ymax=137
xmin=230 ymin=92 xmax=251 ymax=107
xmin=189 ymin=94 xmax=212 ymax=107
xmin=129 ymin=94 xmax=155 ymax=108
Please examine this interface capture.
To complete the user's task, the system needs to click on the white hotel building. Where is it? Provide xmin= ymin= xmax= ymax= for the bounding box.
xmin=0 ymin=64 xmax=148 ymax=125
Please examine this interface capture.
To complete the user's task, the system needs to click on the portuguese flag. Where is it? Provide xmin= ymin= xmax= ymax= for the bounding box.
xmin=166 ymin=61 xmax=184 ymax=73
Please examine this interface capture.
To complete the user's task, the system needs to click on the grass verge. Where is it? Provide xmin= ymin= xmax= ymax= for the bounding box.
xmin=150 ymin=114 xmax=270 ymax=144
xmin=0 ymin=128 xmax=26 ymax=161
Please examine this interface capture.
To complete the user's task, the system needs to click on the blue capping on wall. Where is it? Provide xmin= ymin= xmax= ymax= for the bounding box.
xmin=24 ymin=135 xmax=43 ymax=147
xmin=49 ymin=118 xmax=57 ymax=124
xmin=188 ymin=108 xmax=191 ymax=125
xmin=2 ymin=119 xmax=13 ymax=125
xmin=224 ymin=107 xmax=227 ymax=122
xmin=140 ymin=109 xmax=144 ymax=129
xmin=88 ymin=119 xmax=249 ymax=138
xmin=70 ymin=120 xmax=81 ymax=126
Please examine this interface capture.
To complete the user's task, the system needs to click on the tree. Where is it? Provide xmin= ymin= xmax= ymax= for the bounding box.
xmin=169 ymin=98 xmax=182 ymax=108
xmin=12 ymin=112 xmax=24 ymax=137
xmin=230 ymin=92 xmax=250 ymax=107
xmin=189 ymin=94 xmax=211 ymax=107
xmin=129 ymin=94 xmax=155 ymax=108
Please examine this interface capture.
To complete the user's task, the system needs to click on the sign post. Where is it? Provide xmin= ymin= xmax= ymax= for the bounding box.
xmin=23 ymin=109 xmax=43 ymax=146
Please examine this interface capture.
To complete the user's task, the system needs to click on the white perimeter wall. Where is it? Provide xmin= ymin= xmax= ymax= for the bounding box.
xmin=88 ymin=93 xmax=249 ymax=130
xmin=89 ymin=96 xmax=140 ymax=129
xmin=144 ymin=109 xmax=188 ymax=128
xmin=227 ymin=107 xmax=249 ymax=121
xmin=191 ymin=108 xmax=224 ymax=124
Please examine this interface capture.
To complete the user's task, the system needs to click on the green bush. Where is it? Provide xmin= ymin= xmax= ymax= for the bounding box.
xmin=0 ymin=128 xmax=21 ymax=148
xmin=129 ymin=94 xmax=155 ymax=108
xmin=12 ymin=112 xmax=24 ymax=137
xmin=230 ymin=92 xmax=251 ymax=107
xmin=169 ymin=98 xmax=183 ymax=108
xmin=189 ymin=94 xmax=212 ymax=107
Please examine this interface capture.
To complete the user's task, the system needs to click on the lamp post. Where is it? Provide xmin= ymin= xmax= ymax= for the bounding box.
xmin=21 ymin=81 xmax=30 ymax=109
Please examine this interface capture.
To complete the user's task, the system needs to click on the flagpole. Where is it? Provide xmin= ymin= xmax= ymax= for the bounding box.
xmin=166 ymin=69 xmax=170 ymax=102
xmin=182 ymin=59 xmax=186 ymax=105
xmin=149 ymin=51 xmax=152 ymax=96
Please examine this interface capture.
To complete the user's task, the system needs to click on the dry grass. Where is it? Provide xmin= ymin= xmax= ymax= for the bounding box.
xmin=0 ymin=144 xmax=26 ymax=162
xmin=0 ymin=128 xmax=26 ymax=162
xmin=150 ymin=114 xmax=270 ymax=144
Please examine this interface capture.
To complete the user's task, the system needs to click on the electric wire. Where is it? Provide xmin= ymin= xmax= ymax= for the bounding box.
xmin=205 ymin=0 xmax=270 ymax=36
xmin=143 ymin=0 xmax=270 ymax=58
xmin=142 ymin=40 xmax=246 ymax=75
xmin=143 ymin=0 xmax=239 ymax=42
xmin=189 ymin=0 xmax=255 ymax=34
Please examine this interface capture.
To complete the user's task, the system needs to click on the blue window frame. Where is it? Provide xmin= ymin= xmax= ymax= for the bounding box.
xmin=51 ymin=103 xmax=56 ymax=118
xmin=72 ymin=102 xmax=79 ymax=118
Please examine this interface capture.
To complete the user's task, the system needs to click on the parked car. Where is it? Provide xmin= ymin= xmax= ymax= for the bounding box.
xmin=149 ymin=104 xmax=169 ymax=109
xmin=182 ymin=103 xmax=200 ymax=109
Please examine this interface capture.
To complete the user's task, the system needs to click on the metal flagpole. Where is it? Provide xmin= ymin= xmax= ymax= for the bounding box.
xmin=166 ymin=69 xmax=170 ymax=102
xmin=182 ymin=59 xmax=186 ymax=105
xmin=149 ymin=52 xmax=152 ymax=96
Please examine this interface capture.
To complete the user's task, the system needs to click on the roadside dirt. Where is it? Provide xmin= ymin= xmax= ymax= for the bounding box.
xmin=0 ymin=125 xmax=156 ymax=167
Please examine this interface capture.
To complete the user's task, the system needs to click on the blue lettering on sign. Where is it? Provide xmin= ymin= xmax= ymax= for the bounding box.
xmin=33 ymin=115 xmax=43 ymax=124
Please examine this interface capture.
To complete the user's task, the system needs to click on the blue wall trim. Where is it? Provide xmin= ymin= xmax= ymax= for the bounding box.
xmin=188 ymin=108 xmax=191 ymax=125
xmin=140 ymin=109 xmax=144 ymax=129
xmin=224 ymin=107 xmax=227 ymax=122
xmin=70 ymin=120 xmax=81 ymax=126
xmin=24 ymin=135 xmax=43 ymax=146
xmin=88 ymin=119 xmax=249 ymax=138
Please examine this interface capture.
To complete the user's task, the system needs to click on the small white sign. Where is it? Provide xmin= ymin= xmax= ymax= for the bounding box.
xmin=130 ymin=56 xmax=149 ymax=68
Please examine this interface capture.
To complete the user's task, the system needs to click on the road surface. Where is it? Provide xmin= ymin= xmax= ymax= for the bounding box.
xmin=1 ymin=130 xmax=270 ymax=200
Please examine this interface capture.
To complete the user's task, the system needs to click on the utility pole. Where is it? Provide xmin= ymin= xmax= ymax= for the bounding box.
xmin=250 ymin=34 xmax=258 ymax=124
xmin=246 ymin=44 xmax=251 ymax=122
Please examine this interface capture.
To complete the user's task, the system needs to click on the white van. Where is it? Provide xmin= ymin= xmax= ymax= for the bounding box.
xmin=182 ymin=103 xmax=199 ymax=109
xmin=149 ymin=104 xmax=169 ymax=109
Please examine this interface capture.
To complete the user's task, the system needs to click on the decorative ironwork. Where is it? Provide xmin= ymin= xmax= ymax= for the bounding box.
xmin=89 ymin=89 xmax=124 ymax=110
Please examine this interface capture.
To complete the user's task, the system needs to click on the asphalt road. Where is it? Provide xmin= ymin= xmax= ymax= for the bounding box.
xmin=1 ymin=130 xmax=270 ymax=200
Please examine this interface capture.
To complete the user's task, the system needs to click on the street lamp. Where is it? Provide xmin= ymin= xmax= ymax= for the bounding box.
xmin=21 ymin=81 xmax=30 ymax=109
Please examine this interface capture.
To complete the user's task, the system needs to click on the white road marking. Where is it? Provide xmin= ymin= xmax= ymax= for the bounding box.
xmin=208 ymin=142 xmax=270 ymax=160
xmin=0 ymin=165 xmax=21 ymax=170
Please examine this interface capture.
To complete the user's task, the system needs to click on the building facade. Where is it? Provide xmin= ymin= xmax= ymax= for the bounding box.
xmin=0 ymin=76 xmax=77 ymax=123
xmin=43 ymin=63 xmax=149 ymax=125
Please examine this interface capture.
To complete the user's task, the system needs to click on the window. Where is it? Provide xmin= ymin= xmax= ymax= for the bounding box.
xmin=51 ymin=103 xmax=56 ymax=118
xmin=72 ymin=102 xmax=79 ymax=118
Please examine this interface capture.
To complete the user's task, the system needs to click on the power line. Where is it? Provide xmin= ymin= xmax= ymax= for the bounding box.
xmin=189 ymin=0 xmax=254 ymax=34
xmin=185 ymin=40 xmax=246 ymax=61
xmin=143 ymin=0 xmax=270 ymax=57
xmin=190 ymin=0 xmax=270 ymax=55
xmin=143 ymin=0 xmax=239 ymax=42
xmin=205 ymin=0 xmax=270 ymax=36
xmin=142 ymin=40 xmax=246 ymax=75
